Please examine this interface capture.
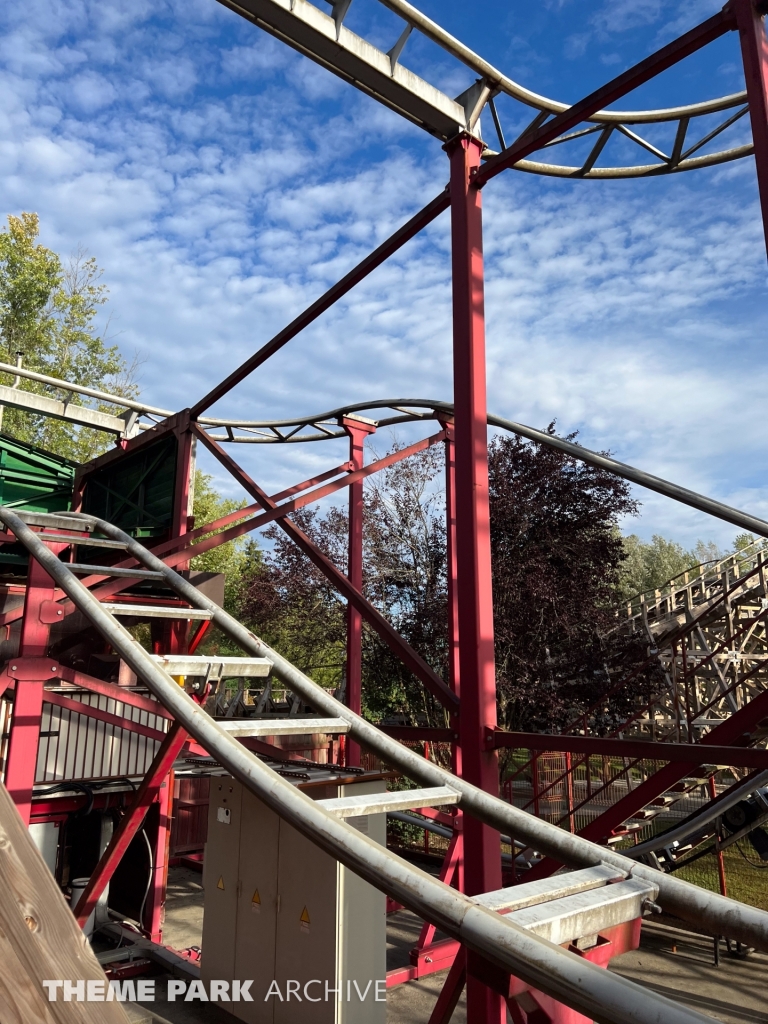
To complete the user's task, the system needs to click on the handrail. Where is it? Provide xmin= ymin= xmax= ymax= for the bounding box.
xmin=0 ymin=505 xmax=724 ymax=1024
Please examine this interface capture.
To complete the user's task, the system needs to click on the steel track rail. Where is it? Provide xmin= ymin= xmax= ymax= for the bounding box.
xmin=199 ymin=396 xmax=768 ymax=540
xmin=0 ymin=506 xmax=725 ymax=1024
xmin=375 ymin=0 xmax=745 ymax=125
xmin=6 ymin=507 xmax=768 ymax=966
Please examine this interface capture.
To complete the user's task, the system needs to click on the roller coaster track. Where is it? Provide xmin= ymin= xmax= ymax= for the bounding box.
xmin=1 ymin=506 xmax=767 ymax=1024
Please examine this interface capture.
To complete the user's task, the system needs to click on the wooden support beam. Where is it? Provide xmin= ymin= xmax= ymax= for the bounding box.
xmin=0 ymin=779 xmax=129 ymax=1024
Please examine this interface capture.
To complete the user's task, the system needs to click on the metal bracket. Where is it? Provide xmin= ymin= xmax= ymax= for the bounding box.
xmin=454 ymin=79 xmax=491 ymax=136
xmin=9 ymin=657 xmax=60 ymax=680
xmin=40 ymin=601 xmax=68 ymax=624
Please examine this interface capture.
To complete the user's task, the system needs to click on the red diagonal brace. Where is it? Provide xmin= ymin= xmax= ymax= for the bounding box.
xmin=191 ymin=190 xmax=450 ymax=416
xmin=476 ymin=8 xmax=736 ymax=185
xmin=73 ymin=721 xmax=188 ymax=928
xmin=192 ymin=423 xmax=460 ymax=712
xmin=416 ymin=831 xmax=463 ymax=950
xmin=21 ymin=430 xmax=448 ymax=626
xmin=57 ymin=666 xmax=174 ymax=720
xmin=44 ymin=691 xmax=168 ymax=742
xmin=526 ymin=682 xmax=768 ymax=881
xmin=428 ymin=947 xmax=466 ymax=1024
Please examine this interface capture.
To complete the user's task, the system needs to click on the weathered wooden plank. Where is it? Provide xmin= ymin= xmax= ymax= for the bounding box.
xmin=0 ymin=781 xmax=129 ymax=1024
xmin=0 ymin=927 xmax=58 ymax=1024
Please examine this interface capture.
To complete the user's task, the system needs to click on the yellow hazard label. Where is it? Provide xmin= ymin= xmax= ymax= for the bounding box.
xmin=252 ymin=890 xmax=261 ymax=913
xmin=300 ymin=906 xmax=311 ymax=930
xmin=217 ymin=876 xmax=225 ymax=890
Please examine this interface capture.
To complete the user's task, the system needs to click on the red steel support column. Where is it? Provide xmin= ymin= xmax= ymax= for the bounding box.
xmin=446 ymin=133 xmax=504 ymax=1024
xmin=342 ymin=415 xmax=376 ymax=767
xmin=734 ymin=0 xmax=768 ymax=258
xmin=169 ymin=418 xmax=196 ymax=653
xmin=146 ymin=768 xmax=174 ymax=941
xmin=5 ymin=542 xmax=66 ymax=824
xmin=439 ymin=416 xmax=462 ymax=778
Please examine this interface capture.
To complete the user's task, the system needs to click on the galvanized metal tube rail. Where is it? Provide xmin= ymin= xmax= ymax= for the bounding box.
xmin=199 ymin=393 xmax=768 ymax=540
xmin=0 ymin=508 xmax=719 ymax=1024
xmin=625 ymin=772 xmax=768 ymax=860
xmin=375 ymin=0 xmax=746 ymax=124
xmin=34 ymin=509 xmax=768 ymax=954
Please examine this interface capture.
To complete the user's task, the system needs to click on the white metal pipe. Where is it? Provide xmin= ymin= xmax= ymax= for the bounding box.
xmin=48 ymin=509 xmax=768 ymax=954
xmin=375 ymin=0 xmax=746 ymax=123
xmin=0 ymin=506 xmax=719 ymax=1024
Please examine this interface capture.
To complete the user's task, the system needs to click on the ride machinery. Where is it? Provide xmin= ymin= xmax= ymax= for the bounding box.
xmin=4 ymin=2 xmax=768 ymax=1023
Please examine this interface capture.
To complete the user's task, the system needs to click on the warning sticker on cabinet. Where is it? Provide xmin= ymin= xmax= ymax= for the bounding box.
xmin=252 ymin=890 xmax=261 ymax=914
xmin=300 ymin=906 xmax=310 ymax=933
xmin=217 ymin=876 xmax=225 ymax=890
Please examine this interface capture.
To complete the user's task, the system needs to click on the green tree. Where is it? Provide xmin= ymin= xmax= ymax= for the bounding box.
xmin=190 ymin=470 xmax=254 ymax=615
xmin=615 ymin=534 xmax=731 ymax=604
xmin=0 ymin=213 xmax=137 ymax=462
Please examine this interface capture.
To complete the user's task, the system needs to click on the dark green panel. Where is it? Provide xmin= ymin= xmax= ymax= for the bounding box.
xmin=0 ymin=433 xmax=78 ymax=569
xmin=81 ymin=434 xmax=177 ymax=538
xmin=0 ymin=433 xmax=76 ymax=513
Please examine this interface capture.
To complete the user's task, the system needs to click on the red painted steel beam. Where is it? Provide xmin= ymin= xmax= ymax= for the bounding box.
xmin=73 ymin=722 xmax=188 ymax=927
xmin=475 ymin=7 xmax=737 ymax=186
xmin=56 ymin=667 xmax=174 ymax=720
xmin=489 ymin=730 xmax=768 ymax=769
xmin=379 ymin=726 xmax=456 ymax=742
xmin=31 ymin=794 xmax=129 ymax=817
xmin=190 ymin=190 xmax=450 ymax=417
xmin=447 ymin=134 xmax=504 ymax=1024
xmin=43 ymin=691 xmax=168 ymax=743
xmin=427 ymin=950 xmax=466 ymax=1024
xmin=5 ymin=549 xmax=65 ymax=824
xmin=734 ymin=0 xmax=768 ymax=259
xmin=26 ymin=429 xmax=447 ymax=629
xmin=526 ymin=684 xmax=768 ymax=885
xmin=192 ymin=423 xmax=460 ymax=711
xmin=343 ymin=416 xmax=376 ymax=766
xmin=270 ymin=461 xmax=353 ymax=502
xmin=155 ymin=428 xmax=446 ymax=570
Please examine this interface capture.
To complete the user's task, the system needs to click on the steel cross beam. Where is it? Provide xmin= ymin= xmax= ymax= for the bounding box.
xmin=525 ymin=682 xmax=768 ymax=885
xmin=191 ymin=190 xmax=449 ymax=417
xmin=43 ymin=691 xmax=167 ymax=743
xmin=73 ymin=722 xmax=189 ymax=928
xmin=489 ymin=731 xmax=768 ymax=770
xmin=191 ymin=423 xmax=460 ymax=711
xmin=0 ymin=431 xmax=444 ymax=630
xmin=475 ymin=7 xmax=738 ymax=185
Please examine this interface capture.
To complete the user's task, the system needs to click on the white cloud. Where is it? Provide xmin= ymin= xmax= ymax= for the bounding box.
xmin=0 ymin=0 xmax=765 ymax=551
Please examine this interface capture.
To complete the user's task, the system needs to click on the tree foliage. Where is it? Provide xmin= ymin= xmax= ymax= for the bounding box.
xmin=242 ymin=507 xmax=347 ymax=689
xmin=488 ymin=427 xmax=653 ymax=736
xmin=616 ymin=534 xmax=725 ymax=604
xmin=360 ymin=442 xmax=447 ymax=725
xmin=190 ymin=470 xmax=251 ymax=613
xmin=0 ymin=213 xmax=137 ymax=462
xmin=241 ymin=442 xmax=449 ymax=713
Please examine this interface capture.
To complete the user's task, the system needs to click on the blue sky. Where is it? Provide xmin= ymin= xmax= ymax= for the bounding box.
xmin=1 ymin=0 xmax=766 ymax=549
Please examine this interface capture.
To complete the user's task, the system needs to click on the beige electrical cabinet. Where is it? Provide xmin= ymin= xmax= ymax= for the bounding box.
xmin=202 ymin=775 xmax=387 ymax=1024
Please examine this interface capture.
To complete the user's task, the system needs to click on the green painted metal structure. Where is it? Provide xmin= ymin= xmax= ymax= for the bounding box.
xmin=0 ymin=433 xmax=77 ymax=568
